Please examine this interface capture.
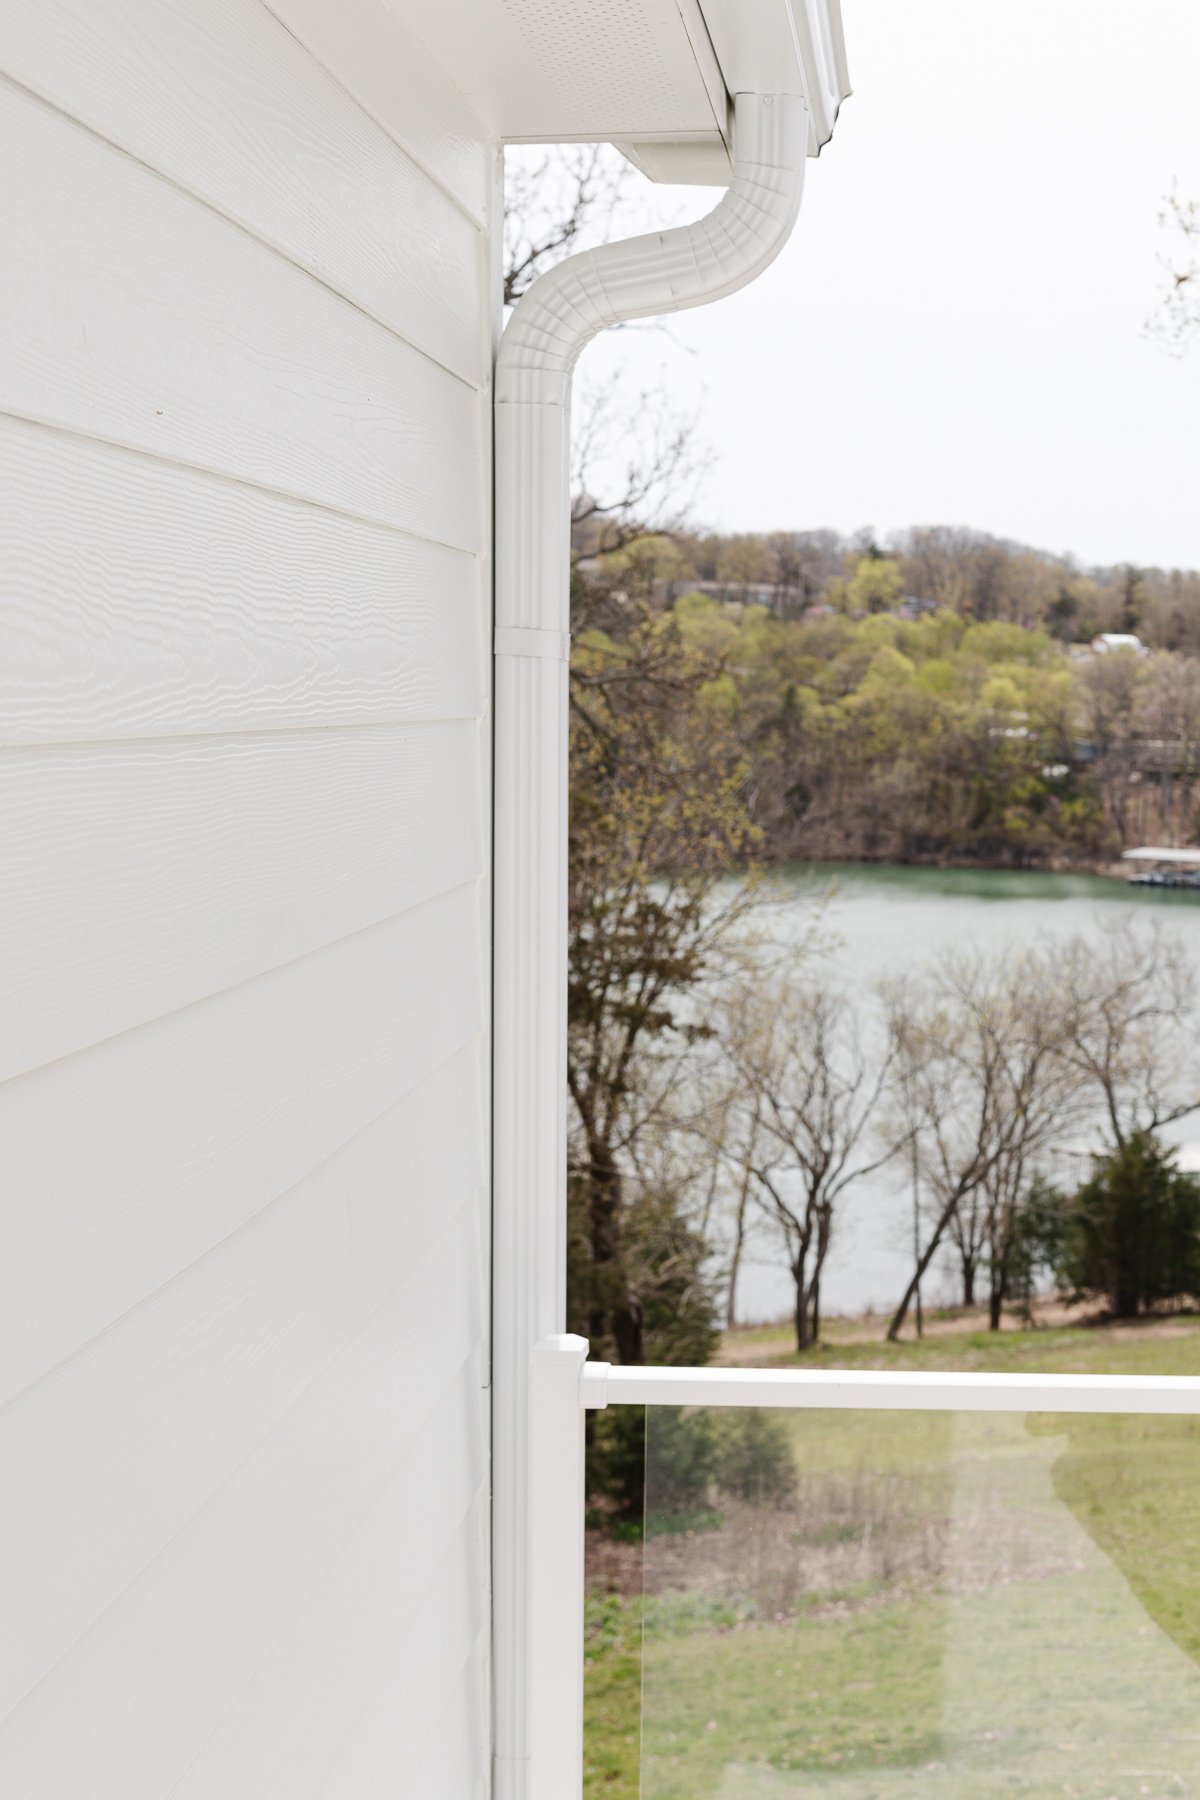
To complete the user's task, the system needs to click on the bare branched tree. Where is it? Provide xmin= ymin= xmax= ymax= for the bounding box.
xmin=884 ymin=948 xmax=1080 ymax=1341
xmin=1055 ymin=918 xmax=1200 ymax=1149
xmin=505 ymin=142 xmax=712 ymax=606
xmin=570 ymin=383 xmax=711 ymax=573
xmin=1148 ymin=186 xmax=1200 ymax=360
xmin=724 ymin=977 xmax=903 ymax=1351
xmin=1133 ymin=653 xmax=1200 ymax=846
xmin=503 ymin=144 xmax=632 ymax=307
xmin=1077 ymin=648 xmax=1146 ymax=847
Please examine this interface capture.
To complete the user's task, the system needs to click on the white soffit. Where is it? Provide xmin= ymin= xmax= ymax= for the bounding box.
xmin=398 ymin=0 xmax=729 ymax=145
xmin=398 ymin=0 xmax=849 ymax=187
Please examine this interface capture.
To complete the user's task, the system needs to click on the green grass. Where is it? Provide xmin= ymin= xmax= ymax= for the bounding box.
xmin=585 ymin=1594 xmax=642 ymax=1797
xmin=722 ymin=1313 xmax=1200 ymax=1377
xmin=585 ymin=1316 xmax=1200 ymax=1799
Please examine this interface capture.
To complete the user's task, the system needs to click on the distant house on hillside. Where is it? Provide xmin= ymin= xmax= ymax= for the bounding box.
xmin=1092 ymin=631 xmax=1149 ymax=656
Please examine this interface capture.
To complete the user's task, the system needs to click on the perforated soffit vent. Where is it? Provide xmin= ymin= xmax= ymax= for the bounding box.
xmin=500 ymin=0 xmax=694 ymax=133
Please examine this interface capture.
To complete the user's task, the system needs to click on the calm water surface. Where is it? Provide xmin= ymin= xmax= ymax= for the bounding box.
xmin=733 ymin=862 xmax=1200 ymax=1325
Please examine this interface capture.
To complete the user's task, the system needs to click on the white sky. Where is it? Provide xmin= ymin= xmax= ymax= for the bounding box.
xmin=573 ymin=0 xmax=1200 ymax=571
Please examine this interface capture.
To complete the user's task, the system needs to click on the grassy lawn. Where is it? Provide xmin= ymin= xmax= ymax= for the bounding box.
xmin=585 ymin=1316 xmax=1200 ymax=1799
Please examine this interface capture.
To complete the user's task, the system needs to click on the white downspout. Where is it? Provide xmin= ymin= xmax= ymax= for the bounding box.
xmin=492 ymin=91 xmax=810 ymax=1800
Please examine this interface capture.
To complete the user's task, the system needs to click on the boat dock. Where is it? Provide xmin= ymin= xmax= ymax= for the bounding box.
xmin=1123 ymin=847 xmax=1200 ymax=889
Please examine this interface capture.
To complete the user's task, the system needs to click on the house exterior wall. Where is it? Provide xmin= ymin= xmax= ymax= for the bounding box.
xmin=0 ymin=2 xmax=494 ymax=1793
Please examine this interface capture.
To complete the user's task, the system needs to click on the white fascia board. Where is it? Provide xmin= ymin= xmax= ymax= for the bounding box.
xmin=617 ymin=0 xmax=851 ymax=181
xmin=699 ymin=0 xmax=852 ymax=154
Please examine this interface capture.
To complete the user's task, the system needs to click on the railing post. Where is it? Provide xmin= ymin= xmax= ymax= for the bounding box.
xmin=528 ymin=1334 xmax=588 ymax=1800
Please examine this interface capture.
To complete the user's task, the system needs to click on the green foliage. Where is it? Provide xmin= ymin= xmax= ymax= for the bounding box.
xmin=567 ymin=607 xmax=754 ymax=1372
xmin=1061 ymin=1132 xmax=1200 ymax=1317
xmin=573 ymin=1180 xmax=719 ymax=1513
xmin=645 ymin=1407 xmax=719 ymax=1518
xmin=591 ymin=1399 xmax=799 ymax=1524
xmin=1005 ymin=1175 xmax=1071 ymax=1309
xmin=670 ymin=597 xmax=1114 ymax=865
xmin=846 ymin=555 xmax=905 ymax=614
xmin=708 ymin=1409 xmax=798 ymax=1505
xmin=591 ymin=1404 xmax=716 ymax=1525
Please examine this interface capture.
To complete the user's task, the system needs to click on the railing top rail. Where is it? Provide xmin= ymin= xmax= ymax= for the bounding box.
xmin=580 ymin=1360 xmax=1200 ymax=1416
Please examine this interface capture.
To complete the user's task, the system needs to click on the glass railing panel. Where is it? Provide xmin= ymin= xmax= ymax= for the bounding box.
xmin=638 ymin=1404 xmax=1200 ymax=1798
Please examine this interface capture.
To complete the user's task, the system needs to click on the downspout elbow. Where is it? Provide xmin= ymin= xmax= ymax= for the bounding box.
xmin=495 ymin=90 xmax=810 ymax=416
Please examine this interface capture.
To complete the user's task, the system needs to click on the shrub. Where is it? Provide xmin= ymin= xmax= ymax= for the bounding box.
xmin=644 ymin=1407 xmax=718 ymax=1520
xmin=710 ymin=1409 xmax=797 ymax=1505
xmin=1061 ymin=1132 xmax=1200 ymax=1317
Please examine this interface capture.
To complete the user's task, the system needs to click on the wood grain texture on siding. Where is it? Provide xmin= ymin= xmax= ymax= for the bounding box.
xmin=0 ymin=78 xmax=484 ymax=550
xmin=263 ymin=0 xmax=491 ymax=225
xmin=0 ymin=419 xmax=485 ymax=746
xmin=315 ymin=1530 xmax=487 ymax=1800
xmin=397 ymin=1649 xmax=491 ymax=1800
xmin=0 ymin=1107 xmax=483 ymax=1718
xmin=0 ymin=885 xmax=483 ymax=1406
xmin=0 ymin=720 xmax=483 ymax=1081
xmin=169 ymin=1384 xmax=487 ymax=1800
xmin=0 ymin=1258 xmax=486 ymax=1798
xmin=0 ymin=0 xmax=487 ymax=385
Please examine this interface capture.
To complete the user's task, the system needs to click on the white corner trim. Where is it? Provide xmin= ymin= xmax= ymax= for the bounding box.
xmin=492 ymin=91 xmax=810 ymax=1800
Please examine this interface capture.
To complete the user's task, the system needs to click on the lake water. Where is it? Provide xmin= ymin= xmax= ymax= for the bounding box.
xmin=732 ymin=862 xmax=1200 ymax=1325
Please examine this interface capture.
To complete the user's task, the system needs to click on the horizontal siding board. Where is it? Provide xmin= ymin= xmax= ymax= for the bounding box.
xmin=0 ymin=419 xmax=484 ymax=746
xmin=0 ymin=78 xmax=484 ymax=549
xmin=170 ymin=1383 xmax=487 ymax=1800
xmin=0 ymin=0 xmax=487 ymax=384
xmin=0 ymin=1255 xmax=486 ymax=1798
xmin=0 ymin=0 xmax=493 ymax=1779
xmin=0 ymin=720 xmax=483 ymax=1081
xmin=263 ymin=0 xmax=491 ymax=226
xmin=0 ymin=1112 xmax=483 ymax=1718
xmin=316 ymin=1539 xmax=488 ymax=1800
xmin=397 ymin=1644 xmax=491 ymax=1800
xmin=0 ymin=885 xmax=483 ymax=1406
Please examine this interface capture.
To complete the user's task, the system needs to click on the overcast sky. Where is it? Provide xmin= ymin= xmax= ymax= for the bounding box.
xmin=571 ymin=0 xmax=1200 ymax=571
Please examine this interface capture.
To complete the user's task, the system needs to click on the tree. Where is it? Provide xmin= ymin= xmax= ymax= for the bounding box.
xmin=724 ymin=974 xmax=902 ymax=1350
xmin=1119 ymin=565 xmax=1145 ymax=635
xmin=1062 ymin=1133 xmax=1200 ymax=1318
xmin=1148 ymin=187 xmax=1200 ymax=361
xmin=1078 ymin=647 xmax=1146 ymax=846
xmin=503 ymin=144 xmax=631 ymax=307
xmin=1054 ymin=919 xmax=1200 ymax=1150
xmin=884 ymin=946 xmax=1081 ymax=1339
xmin=1133 ymin=652 xmax=1200 ymax=845
xmin=846 ymin=554 xmax=904 ymax=615
xmin=567 ymin=609 xmax=761 ymax=1367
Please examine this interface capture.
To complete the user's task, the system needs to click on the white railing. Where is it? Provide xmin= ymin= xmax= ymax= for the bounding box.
xmin=527 ymin=1336 xmax=1200 ymax=1799
xmin=580 ymin=1360 xmax=1200 ymax=1414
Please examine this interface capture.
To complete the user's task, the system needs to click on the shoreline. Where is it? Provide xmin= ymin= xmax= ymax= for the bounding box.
xmin=716 ymin=1298 xmax=1200 ymax=1360
xmin=764 ymin=850 xmax=1133 ymax=883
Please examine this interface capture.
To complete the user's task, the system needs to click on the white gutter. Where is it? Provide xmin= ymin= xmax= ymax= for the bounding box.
xmin=492 ymin=91 xmax=809 ymax=1800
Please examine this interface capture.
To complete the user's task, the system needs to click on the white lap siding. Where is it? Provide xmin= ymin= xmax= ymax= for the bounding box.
xmin=0 ymin=4 xmax=493 ymax=1794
